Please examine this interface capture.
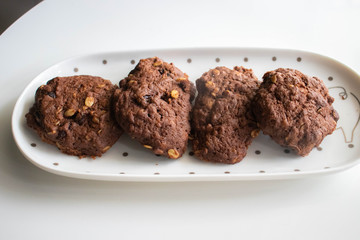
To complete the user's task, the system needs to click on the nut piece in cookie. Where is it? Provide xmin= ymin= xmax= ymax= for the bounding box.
xmin=252 ymin=68 xmax=339 ymax=156
xmin=191 ymin=66 xmax=260 ymax=164
xmin=25 ymin=75 xmax=123 ymax=158
xmin=113 ymin=57 xmax=194 ymax=159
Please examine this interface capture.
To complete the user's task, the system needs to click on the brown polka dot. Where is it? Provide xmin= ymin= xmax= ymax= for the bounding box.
xmin=294 ymin=169 xmax=300 ymax=172
xmin=272 ymin=56 xmax=277 ymax=61
xmin=30 ymin=143 xmax=36 ymax=147
xmin=215 ymin=57 xmax=220 ymax=63
xmin=317 ymin=147 xmax=322 ymax=151
xmin=348 ymin=144 xmax=354 ymax=148
xmin=53 ymin=162 xmax=59 ymax=166
xmin=102 ymin=59 xmax=107 ymax=64
xmin=284 ymin=149 xmax=290 ymax=154
xmin=328 ymin=76 xmax=333 ymax=81
xmin=74 ymin=67 xmax=79 ymax=72
xmin=189 ymin=172 xmax=195 ymax=174
xmin=154 ymin=172 xmax=160 ymax=175
xmin=187 ymin=58 xmax=192 ymax=63
xmin=119 ymin=172 xmax=125 ymax=174
xmin=297 ymin=57 xmax=302 ymax=62
xmin=130 ymin=60 xmax=135 ymax=64
xmin=259 ymin=170 xmax=265 ymax=173
xmin=244 ymin=57 xmax=248 ymax=62
xmin=224 ymin=171 xmax=230 ymax=174
xmin=255 ymin=150 xmax=261 ymax=155
xmin=122 ymin=152 xmax=128 ymax=157
xmin=324 ymin=166 xmax=330 ymax=169
xmin=189 ymin=151 xmax=194 ymax=156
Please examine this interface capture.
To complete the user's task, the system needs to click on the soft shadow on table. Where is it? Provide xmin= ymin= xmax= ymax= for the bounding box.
xmin=0 ymin=100 xmax=345 ymax=205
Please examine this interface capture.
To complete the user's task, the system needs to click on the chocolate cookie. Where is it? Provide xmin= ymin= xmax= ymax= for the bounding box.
xmin=26 ymin=75 xmax=123 ymax=157
xmin=252 ymin=68 xmax=339 ymax=156
xmin=191 ymin=66 xmax=260 ymax=164
xmin=113 ymin=57 xmax=194 ymax=159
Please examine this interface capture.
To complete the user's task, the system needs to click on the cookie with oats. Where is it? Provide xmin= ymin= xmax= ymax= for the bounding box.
xmin=26 ymin=75 xmax=122 ymax=157
xmin=252 ymin=68 xmax=339 ymax=156
xmin=191 ymin=66 xmax=260 ymax=164
xmin=113 ymin=57 xmax=194 ymax=159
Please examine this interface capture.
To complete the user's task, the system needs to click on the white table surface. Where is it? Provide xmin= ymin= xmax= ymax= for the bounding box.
xmin=1 ymin=0 xmax=360 ymax=239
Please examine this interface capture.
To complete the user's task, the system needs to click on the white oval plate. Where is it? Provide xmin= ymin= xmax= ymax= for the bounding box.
xmin=11 ymin=48 xmax=360 ymax=181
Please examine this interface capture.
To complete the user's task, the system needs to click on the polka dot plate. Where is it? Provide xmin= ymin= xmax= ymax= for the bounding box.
xmin=11 ymin=48 xmax=360 ymax=181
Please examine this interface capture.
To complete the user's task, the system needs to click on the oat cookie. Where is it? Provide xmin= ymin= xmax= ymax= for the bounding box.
xmin=113 ymin=57 xmax=194 ymax=159
xmin=191 ymin=66 xmax=260 ymax=164
xmin=252 ymin=68 xmax=339 ymax=156
xmin=26 ymin=75 xmax=122 ymax=157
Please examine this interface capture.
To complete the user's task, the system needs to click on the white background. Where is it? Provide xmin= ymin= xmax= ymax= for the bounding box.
xmin=1 ymin=0 xmax=360 ymax=239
